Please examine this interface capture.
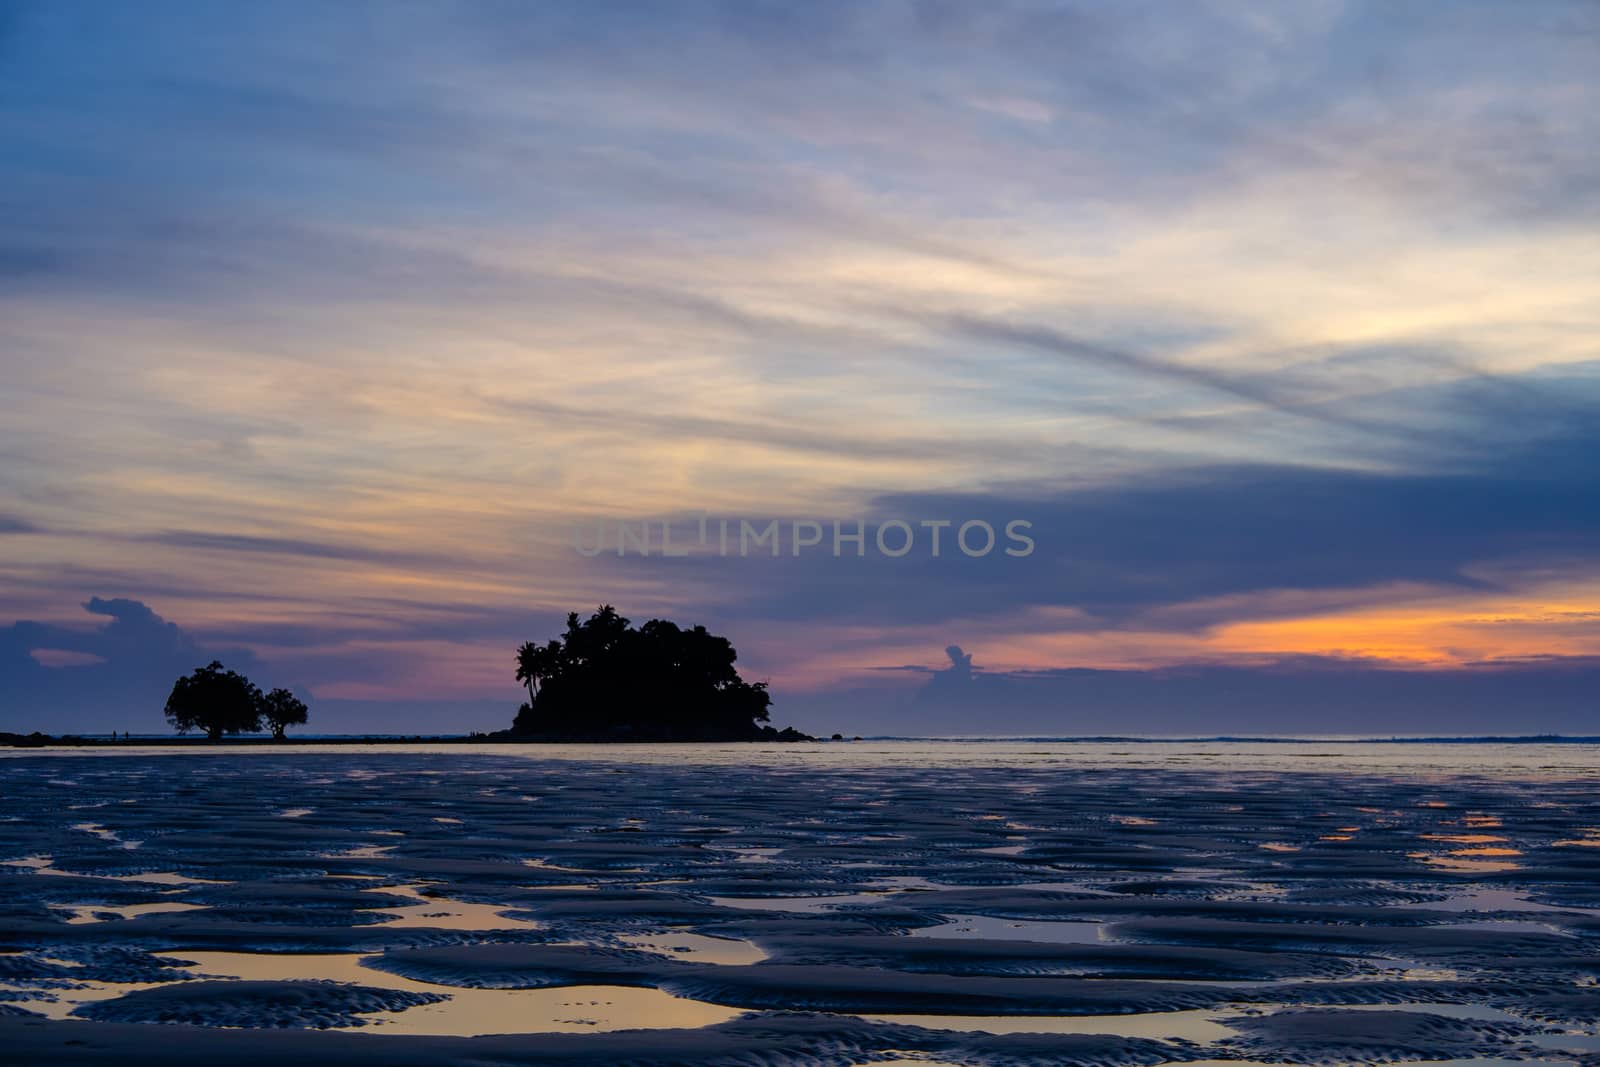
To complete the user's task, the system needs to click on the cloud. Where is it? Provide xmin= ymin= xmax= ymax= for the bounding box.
xmin=782 ymin=640 xmax=1600 ymax=738
xmin=585 ymin=392 xmax=1600 ymax=635
xmin=879 ymin=651 xmax=1600 ymax=736
xmin=136 ymin=530 xmax=457 ymax=569
xmin=0 ymin=597 xmax=253 ymax=734
xmin=0 ymin=593 xmax=523 ymax=734
xmin=2 ymin=1 xmax=1599 ymax=731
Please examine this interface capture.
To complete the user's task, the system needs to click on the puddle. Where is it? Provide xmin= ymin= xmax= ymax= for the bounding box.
xmin=72 ymin=823 xmax=133 ymax=847
xmin=1179 ymin=1062 xmax=1532 ymax=1067
xmin=1444 ymin=918 xmax=1573 ymax=935
xmin=910 ymin=915 xmax=1107 ymax=944
xmin=618 ymin=931 xmax=768 ymax=965
xmin=1342 ymin=1002 xmax=1536 ymax=1024
xmin=521 ymin=858 xmax=593 ymax=873
xmin=1395 ymin=887 xmax=1581 ymax=914
xmin=1411 ymin=852 xmax=1522 ymax=873
xmin=861 ymin=1007 xmax=1236 ymax=1040
xmin=13 ymin=746 xmax=1600 ymax=1055
xmin=325 ymin=845 xmax=397 ymax=859
xmin=3 ymin=859 xmax=219 ymax=884
xmin=369 ymin=884 xmax=541 ymax=930
xmin=47 ymin=901 xmax=208 ymax=924
xmin=115 ymin=871 xmax=230 ymax=887
xmin=705 ymin=891 xmax=901 ymax=912
xmin=0 ymin=977 xmax=174 ymax=1020
xmin=172 ymin=951 xmax=742 ymax=1035
xmin=702 ymin=845 xmax=783 ymax=863
xmin=1419 ymin=834 xmax=1509 ymax=844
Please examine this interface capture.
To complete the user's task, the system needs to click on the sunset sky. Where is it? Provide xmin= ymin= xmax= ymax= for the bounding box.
xmin=3 ymin=2 xmax=1599 ymax=734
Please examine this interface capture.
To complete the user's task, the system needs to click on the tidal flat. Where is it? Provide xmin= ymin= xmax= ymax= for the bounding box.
xmin=2 ymin=743 xmax=1600 ymax=1065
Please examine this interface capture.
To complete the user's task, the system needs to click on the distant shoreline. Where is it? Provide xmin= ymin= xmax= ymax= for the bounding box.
xmin=5 ymin=731 xmax=1600 ymax=748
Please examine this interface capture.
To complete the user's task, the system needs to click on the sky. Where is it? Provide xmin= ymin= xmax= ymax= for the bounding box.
xmin=3 ymin=1 xmax=1599 ymax=735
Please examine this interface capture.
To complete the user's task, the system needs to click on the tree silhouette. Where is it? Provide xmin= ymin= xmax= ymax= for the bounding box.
xmin=260 ymin=688 xmax=309 ymax=741
xmin=509 ymin=606 xmax=784 ymax=740
xmin=515 ymin=639 xmax=561 ymax=708
xmin=164 ymin=661 xmax=263 ymax=740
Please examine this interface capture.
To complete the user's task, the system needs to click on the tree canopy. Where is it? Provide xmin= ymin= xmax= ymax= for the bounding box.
xmin=163 ymin=663 xmax=310 ymax=740
xmin=164 ymin=661 xmax=262 ymax=740
xmin=510 ymin=605 xmax=789 ymax=741
xmin=260 ymin=688 xmax=309 ymax=740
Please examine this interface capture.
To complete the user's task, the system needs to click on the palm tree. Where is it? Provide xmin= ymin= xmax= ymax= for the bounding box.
xmin=515 ymin=641 xmax=544 ymax=707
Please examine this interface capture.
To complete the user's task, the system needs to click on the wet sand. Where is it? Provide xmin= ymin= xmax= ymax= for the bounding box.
xmin=3 ymin=746 xmax=1600 ymax=1064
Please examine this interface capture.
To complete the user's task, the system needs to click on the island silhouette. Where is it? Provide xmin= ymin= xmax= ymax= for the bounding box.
xmin=2 ymin=608 xmax=816 ymax=745
xmin=500 ymin=605 xmax=812 ymax=742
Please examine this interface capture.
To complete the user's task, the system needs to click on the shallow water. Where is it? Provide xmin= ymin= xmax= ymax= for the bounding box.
xmin=4 ymin=744 xmax=1600 ymax=1064
xmin=861 ymin=1006 xmax=1240 ymax=1040
xmin=909 ymin=915 xmax=1109 ymax=944
xmin=180 ymin=952 xmax=743 ymax=1036
xmin=10 ymin=737 xmax=1600 ymax=776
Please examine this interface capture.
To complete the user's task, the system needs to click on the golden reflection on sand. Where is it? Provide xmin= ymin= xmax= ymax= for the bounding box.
xmin=1418 ymin=833 xmax=1510 ymax=844
xmin=369 ymin=883 xmax=539 ymax=931
xmin=47 ymin=901 xmax=207 ymax=925
xmin=172 ymin=951 xmax=741 ymax=1036
xmin=1409 ymin=850 xmax=1521 ymax=873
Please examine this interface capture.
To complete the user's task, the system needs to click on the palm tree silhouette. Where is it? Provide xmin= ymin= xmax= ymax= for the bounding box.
xmin=515 ymin=639 xmax=563 ymax=709
xmin=515 ymin=641 xmax=542 ymax=707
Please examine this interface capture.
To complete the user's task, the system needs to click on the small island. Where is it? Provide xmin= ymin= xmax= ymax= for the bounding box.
xmin=3 ymin=608 xmax=819 ymax=745
xmin=501 ymin=605 xmax=813 ymax=742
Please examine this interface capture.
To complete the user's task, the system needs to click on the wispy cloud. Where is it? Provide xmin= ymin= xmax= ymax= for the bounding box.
xmin=2 ymin=1 xmax=1598 ymax=727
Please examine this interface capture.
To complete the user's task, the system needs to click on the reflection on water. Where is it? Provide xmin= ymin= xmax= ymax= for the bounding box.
xmin=325 ymin=844 xmax=396 ymax=859
xmin=1419 ymin=833 xmax=1509 ymax=844
xmin=7 ymin=741 xmax=1600 ymax=1058
xmin=861 ymin=1007 xmax=1237 ymax=1040
xmin=1395 ymin=887 xmax=1581 ymax=914
xmin=1443 ymin=918 xmax=1573 ymax=935
xmin=910 ymin=915 xmax=1107 ymax=945
xmin=47 ymin=901 xmax=207 ymax=925
xmin=71 ymin=823 xmax=135 ymax=848
xmin=618 ymin=931 xmax=768 ymax=965
xmin=370 ymin=883 xmax=539 ymax=930
xmin=1409 ymin=850 xmax=1523 ymax=873
xmin=114 ymin=870 xmax=228 ymax=886
xmin=5 ymin=963 xmax=171 ymax=1021
xmin=171 ymin=951 xmax=742 ymax=1035
xmin=706 ymin=890 xmax=902 ymax=912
